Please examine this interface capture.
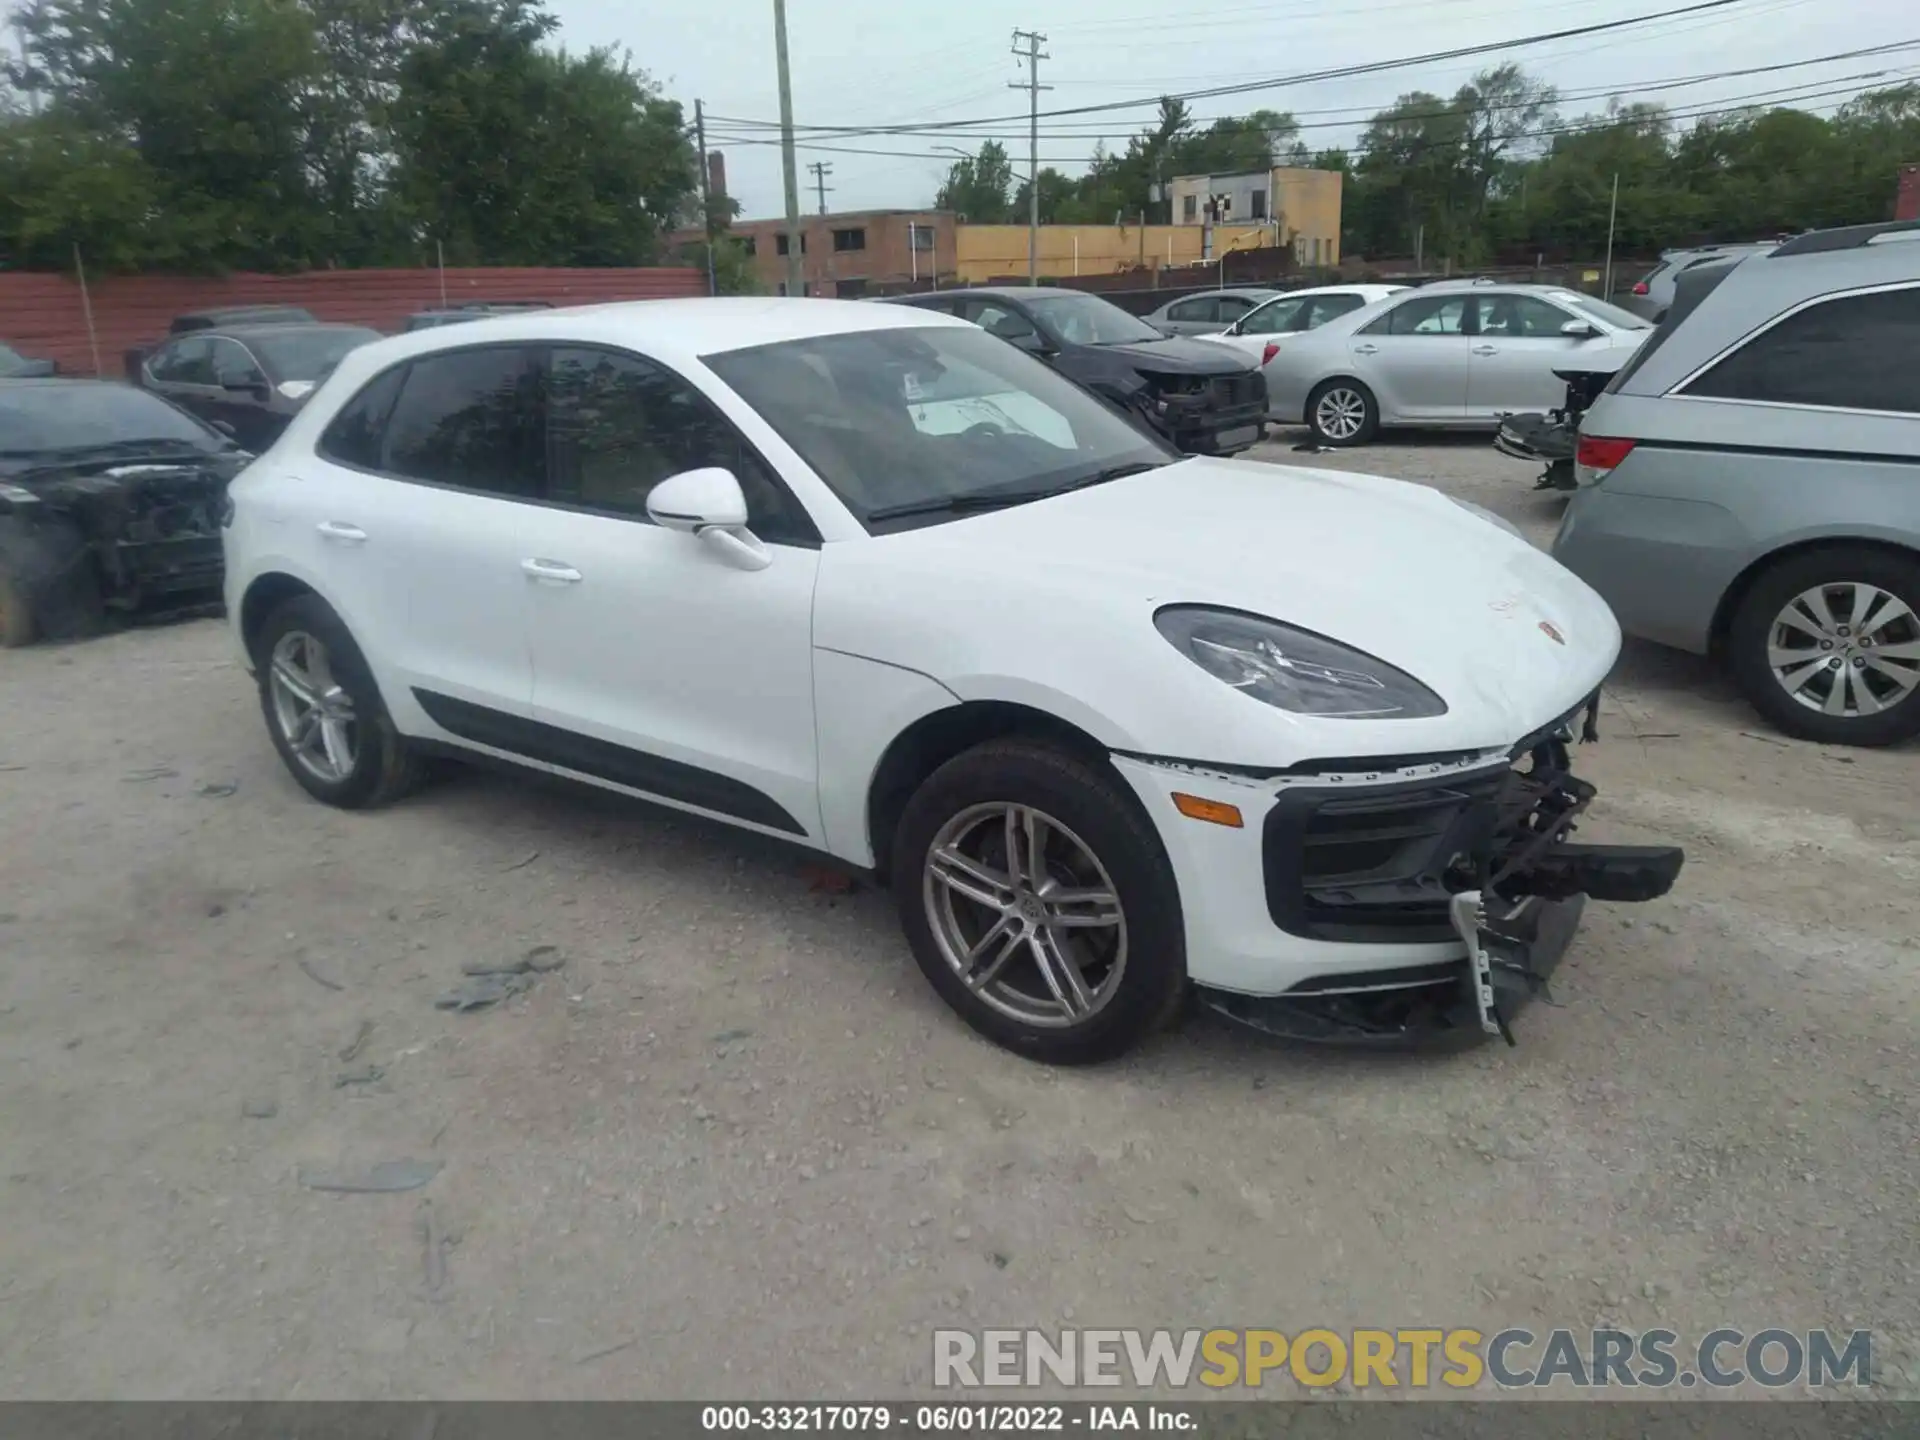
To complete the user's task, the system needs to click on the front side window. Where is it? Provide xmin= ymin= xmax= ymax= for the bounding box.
xmin=1473 ymin=295 xmax=1576 ymax=338
xmin=152 ymin=337 xmax=218 ymax=385
xmin=208 ymin=337 xmax=266 ymax=384
xmin=1364 ymin=295 xmax=1468 ymax=337
xmin=967 ymin=301 xmax=1042 ymax=346
xmin=706 ymin=324 xmax=1176 ymax=529
xmin=381 ymin=346 xmax=545 ymax=498
xmin=1240 ymin=296 xmax=1306 ymax=335
xmin=1682 ymin=286 xmax=1920 ymax=414
xmin=546 ymin=347 xmax=811 ymax=543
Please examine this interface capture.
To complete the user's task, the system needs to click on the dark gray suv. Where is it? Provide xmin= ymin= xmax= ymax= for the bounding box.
xmin=1553 ymin=220 xmax=1920 ymax=746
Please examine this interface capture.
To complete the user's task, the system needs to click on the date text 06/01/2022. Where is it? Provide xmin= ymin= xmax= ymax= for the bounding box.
xmin=699 ymin=1404 xmax=1198 ymax=1432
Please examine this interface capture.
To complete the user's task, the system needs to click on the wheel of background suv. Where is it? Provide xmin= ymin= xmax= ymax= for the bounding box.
xmin=254 ymin=593 xmax=423 ymax=806
xmin=1728 ymin=546 xmax=1920 ymax=747
xmin=1306 ymin=378 xmax=1378 ymax=447
xmin=891 ymin=739 xmax=1187 ymax=1065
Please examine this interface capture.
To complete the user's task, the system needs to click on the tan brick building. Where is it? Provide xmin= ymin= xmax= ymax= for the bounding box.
xmin=727 ymin=210 xmax=958 ymax=296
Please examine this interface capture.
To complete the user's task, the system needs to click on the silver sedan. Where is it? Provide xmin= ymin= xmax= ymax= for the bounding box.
xmin=1261 ymin=283 xmax=1653 ymax=446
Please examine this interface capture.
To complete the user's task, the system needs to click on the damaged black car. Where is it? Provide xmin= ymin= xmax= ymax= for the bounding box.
xmin=886 ymin=286 xmax=1269 ymax=457
xmin=0 ymin=379 xmax=247 ymax=647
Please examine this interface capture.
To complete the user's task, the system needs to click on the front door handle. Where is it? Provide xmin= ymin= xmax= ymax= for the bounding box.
xmin=1352 ymin=343 xmax=1379 ymax=355
xmin=521 ymin=558 xmax=583 ymax=585
xmin=1472 ymin=345 xmax=1499 ymax=355
xmin=316 ymin=521 xmax=367 ymax=544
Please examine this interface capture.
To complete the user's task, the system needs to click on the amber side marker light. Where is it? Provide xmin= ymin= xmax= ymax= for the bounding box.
xmin=1171 ymin=793 xmax=1244 ymax=828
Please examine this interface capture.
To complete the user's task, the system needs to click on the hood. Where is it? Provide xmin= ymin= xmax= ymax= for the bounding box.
xmin=1087 ymin=335 xmax=1257 ymax=376
xmin=814 ymin=457 xmax=1620 ymax=766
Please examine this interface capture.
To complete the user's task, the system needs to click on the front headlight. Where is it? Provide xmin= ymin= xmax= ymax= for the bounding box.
xmin=1448 ymin=496 xmax=1526 ymax=540
xmin=1155 ymin=606 xmax=1447 ymax=719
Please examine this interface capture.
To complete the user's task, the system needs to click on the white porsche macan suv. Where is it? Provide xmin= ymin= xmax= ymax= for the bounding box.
xmin=223 ymin=298 xmax=1683 ymax=1063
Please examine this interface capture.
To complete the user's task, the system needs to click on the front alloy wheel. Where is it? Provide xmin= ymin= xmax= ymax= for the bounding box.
xmin=892 ymin=739 xmax=1187 ymax=1064
xmin=1306 ymin=379 xmax=1377 ymax=447
xmin=923 ymin=801 xmax=1128 ymax=1028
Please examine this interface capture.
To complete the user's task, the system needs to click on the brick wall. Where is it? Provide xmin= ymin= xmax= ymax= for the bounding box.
xmin=1897 ymin=164 xmax=1920 ymax=223
xmin=0 ymin=265 xmax=705 ymax=377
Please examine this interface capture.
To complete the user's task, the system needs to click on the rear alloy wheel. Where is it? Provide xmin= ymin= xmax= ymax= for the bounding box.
xmin=255 ymin=594 xmax=423 ymax=806
xmin=1306 ymin=379 xmax=1377 ymax=447
xmin=1729 ymin=547 xmax=1920 ymax=746
xmin=892 ymin=740 xmax=1187 ymax=1064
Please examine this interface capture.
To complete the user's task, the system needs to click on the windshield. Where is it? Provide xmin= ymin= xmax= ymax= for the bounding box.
xmin=1558 ymin=294 xmax=1652 ymax=331
xmin=252 ymin=327 xmax=381 ymax=381
xmin=1022 ymin=293 xmax=1162 ymax=346
xmin=707 ymin=324 xmax=1177 ymax=530
xmin=0 ymin=384 xmax=225 ymax=455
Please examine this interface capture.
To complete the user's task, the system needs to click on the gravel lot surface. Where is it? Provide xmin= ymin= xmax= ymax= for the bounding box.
xmin=1 ymin=430 xmax=1914 ymax=1400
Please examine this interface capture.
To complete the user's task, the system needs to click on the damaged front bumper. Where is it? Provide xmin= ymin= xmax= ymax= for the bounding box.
xmin=1199 ymin=696 xmax=1684 ymax=1046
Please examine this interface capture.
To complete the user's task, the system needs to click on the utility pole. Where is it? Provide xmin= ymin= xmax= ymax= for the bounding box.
xmin=772 ymin=0 xmax=804 ymax=297
xmin=695 ymin=99 xmax=717 ymax=298
xmin=1603 ymin=171 xmax=1620 ymax=299
xmin=808 ymin=160 xmax=834 ymax=215
xmin=1009 ymin=28 xmax=1050 ymax=286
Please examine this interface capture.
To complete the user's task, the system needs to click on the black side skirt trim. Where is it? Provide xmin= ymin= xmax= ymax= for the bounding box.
xmin=412 ymin=688 xmax=807 ymax=836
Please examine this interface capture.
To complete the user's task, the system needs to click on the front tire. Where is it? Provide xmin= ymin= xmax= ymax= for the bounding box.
xmin=1728 ymin=546 xmax=1920 ymax=747
xmin=254 ymin=594 xmax=423 ymax=806
xmin=1306 ymin=378 xmax=1378 ymax=447
xmin=890 ymin=740 xmax=1187 ymax=1064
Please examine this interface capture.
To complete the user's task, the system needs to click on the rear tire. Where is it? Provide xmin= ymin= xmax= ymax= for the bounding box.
xmin=254 ymin=593 xmax=424 ymax=807
xmin=1728 ymin=546 xmax=1920 ymax=747
xmin=891 ymin=740 xmax=1187 ymax=1065
xmin=1306 ymin=378 xmax=1378 ymax=447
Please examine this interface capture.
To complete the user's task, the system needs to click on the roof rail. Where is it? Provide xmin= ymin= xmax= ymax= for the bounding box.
xmin=1771 ymin=220 xmax=1920 ymax=257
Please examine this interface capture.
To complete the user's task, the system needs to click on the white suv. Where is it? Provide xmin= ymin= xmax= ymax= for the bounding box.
xmin=224 ymin=298 xmax=1681 ymax=1062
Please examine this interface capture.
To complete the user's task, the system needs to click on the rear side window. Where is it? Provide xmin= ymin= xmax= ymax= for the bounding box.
xmin=1682 ymin=285 xmax=1920 ymax=414
xmin=381 ymin=346 xmax=546 ymax=498
xmin=318 ymin=365 xmax=408 ymax=470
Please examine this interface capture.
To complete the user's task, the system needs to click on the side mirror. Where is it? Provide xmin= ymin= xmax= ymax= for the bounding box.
xmin=645 ymin=466 xmax=771 ymax=572
xmin=1560 ymin=319 xmax=1601 ymax=339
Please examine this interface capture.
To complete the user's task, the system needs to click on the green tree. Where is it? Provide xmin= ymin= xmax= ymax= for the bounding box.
xmin=935 ymin=140 xmax=1014 ymax=222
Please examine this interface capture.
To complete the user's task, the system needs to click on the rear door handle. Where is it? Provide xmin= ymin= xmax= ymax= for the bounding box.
xmin=1352 ymin=343 xmax=1379 ymax=355
xmin=1472 ymin=345 xmax=1499 ymax=356
xmin=316 ymin=521 xmax=367 ymax=544
xmin=521 ymin=558 xmax=583 ymax=585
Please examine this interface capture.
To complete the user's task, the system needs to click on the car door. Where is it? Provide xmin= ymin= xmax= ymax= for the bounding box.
xmin=1464 ymin=294 xmax=1589 ymax=419
xmin=145 ymin=337 xmax=223 ymax=425
xmin=1348 ymin=293 xmax=1471 ymax=422
xmin=516 ymin=345 xmax=825 ymax=841
xmin=302 ymin=345 xmax=542 ymax=728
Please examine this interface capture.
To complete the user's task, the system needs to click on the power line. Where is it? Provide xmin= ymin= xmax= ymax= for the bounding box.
xmin=703 ymin=40 xmax=1920 ymax=147
xmin=705 ymin=71 xmax=1913 ymax=171
xmin=706 ymin=0 xmax=1758 ymax=136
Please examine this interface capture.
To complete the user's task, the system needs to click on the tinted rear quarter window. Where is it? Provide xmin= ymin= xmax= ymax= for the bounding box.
xmin=319 ymin=365 xmax=409 ymax=470
xmin=381 ymin=346 xmax=546 ymax=497
xmin=1683 ymin=285 xmax=1920 ymax=414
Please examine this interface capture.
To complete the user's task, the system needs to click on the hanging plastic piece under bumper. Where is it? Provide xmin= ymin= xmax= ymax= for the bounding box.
xmin=1202 ymin=697 xmax=1685 ymax=1047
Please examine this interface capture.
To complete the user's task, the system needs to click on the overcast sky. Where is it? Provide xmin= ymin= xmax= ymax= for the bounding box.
xmin=547 ymin=0 xmax=1915 ymax=220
